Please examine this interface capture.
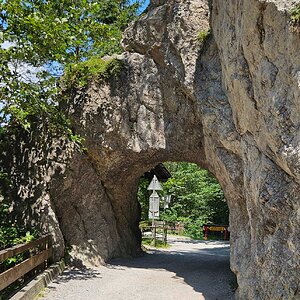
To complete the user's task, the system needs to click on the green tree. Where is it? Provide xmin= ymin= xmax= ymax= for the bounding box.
xmin=163 ymin=162 xmax=228 ymax=224
xmin=0 ymin=0 xmax=142 ymax=131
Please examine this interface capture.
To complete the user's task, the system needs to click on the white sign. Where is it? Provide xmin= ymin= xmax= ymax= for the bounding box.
xmin=149 ymin=191 xmax=160 ymax=212
xmin=147 ymin=175 xmax=163 ymax=191
xmin=148 ymin=211 xmax=159 ymax=220
xmin=165 ymin=195 xmax=171 ymax=204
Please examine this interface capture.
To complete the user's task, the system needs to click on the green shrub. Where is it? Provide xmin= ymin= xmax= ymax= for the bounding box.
xmin=290 ymin=4 xmax=300 ymax=24
xmin=198 ymin=30 xmax=210 ymax=43
xmin=63 ymin=57 xmax=126 ymax=88
xmin=180 ymin=217 xmax=205 ymax=240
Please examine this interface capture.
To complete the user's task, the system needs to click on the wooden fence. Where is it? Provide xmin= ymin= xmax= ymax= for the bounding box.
xmin=0 ymin=235 xmax=52 ymax=291
xmin=140 ymin=224 xmax=184 ymax=236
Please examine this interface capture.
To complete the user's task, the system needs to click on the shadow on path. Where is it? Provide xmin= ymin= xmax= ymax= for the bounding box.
xmin=49 ymin=267 xmax=101 ymax=285
xmin=106 ymin=242 xmax=235 ymax=299
xmin=45 ymin=240 xmax=235 ymax=300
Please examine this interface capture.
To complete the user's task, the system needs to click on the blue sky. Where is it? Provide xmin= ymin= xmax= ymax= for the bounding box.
xmin=138 ymin=0 xmax=150 ymax=13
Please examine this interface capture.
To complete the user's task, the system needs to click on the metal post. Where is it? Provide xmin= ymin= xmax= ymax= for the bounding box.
xmin=152 ymin=213 xmax=156 ymax=246
xmin=224 ymin=227 xmax=228 ymax=240
xmin=151 ymin=214 xmax=156 ymax=247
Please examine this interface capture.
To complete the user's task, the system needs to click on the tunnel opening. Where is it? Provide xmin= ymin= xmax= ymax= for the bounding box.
xmin=138 ymin=161 xmax=230 ymax=242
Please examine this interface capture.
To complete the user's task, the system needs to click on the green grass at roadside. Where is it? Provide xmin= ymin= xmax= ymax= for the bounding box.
xmin=142 ymin=238 xmax=171 ymax=249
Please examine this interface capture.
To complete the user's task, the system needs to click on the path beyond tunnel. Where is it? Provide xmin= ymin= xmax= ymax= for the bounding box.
xmin=43 ymin=237 xmax=235 ymax=300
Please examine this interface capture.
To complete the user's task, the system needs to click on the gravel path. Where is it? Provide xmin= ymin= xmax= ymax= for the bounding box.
xmin=42 ymin=236 xmax=235 ymax=300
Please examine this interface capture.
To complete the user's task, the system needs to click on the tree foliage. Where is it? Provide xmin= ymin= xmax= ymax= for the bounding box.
xmin=0 ymin=0 xmax=141 ymax=131
xmin=138 ymin=162 xmax=229 ymax=239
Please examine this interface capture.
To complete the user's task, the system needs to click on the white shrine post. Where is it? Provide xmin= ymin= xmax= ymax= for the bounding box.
xmin=147 ymin=175 xmax=162 ymax=246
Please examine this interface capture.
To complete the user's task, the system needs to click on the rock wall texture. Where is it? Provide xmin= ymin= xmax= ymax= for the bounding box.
xmin=0 ymin=126 xmax=73 ymax=258
xmin=210 ymin=1 xmax=300 ymax=298
xmin=2 ymin=0 xmax=300 ymax=299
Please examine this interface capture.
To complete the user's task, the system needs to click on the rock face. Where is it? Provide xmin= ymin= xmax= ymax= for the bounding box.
xmin=211 ymin=1 xmax=300 ymax=298
xmin=2 ymin=0 xmax=300 ymax=299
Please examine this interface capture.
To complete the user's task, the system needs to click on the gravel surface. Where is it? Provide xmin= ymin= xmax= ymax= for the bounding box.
xmin=43 ymin=236 xmax=235 ymax=300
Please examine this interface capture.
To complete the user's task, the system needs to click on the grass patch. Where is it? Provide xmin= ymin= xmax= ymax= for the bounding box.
xmin=197 ymin=30 xmax=210 ymax=43
xmin=290 ymin=4 xmax=300 ymax=24
xmin=142 ymin=238 xmax=170 ymax=249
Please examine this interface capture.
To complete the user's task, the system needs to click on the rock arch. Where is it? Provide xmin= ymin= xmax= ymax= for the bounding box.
xmin=52 ymin=0 xmax=300 ymax=299
xmin=3 ymin=0 xmax=299 ymax=299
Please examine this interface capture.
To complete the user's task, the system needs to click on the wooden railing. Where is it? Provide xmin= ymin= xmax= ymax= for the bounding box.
xmin=0 ymin=235 xmax=52 ymax=291
xmin=140 ymin=225 xmax=183 ymax=236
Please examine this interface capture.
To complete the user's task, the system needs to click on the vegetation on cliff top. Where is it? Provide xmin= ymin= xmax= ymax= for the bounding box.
xmin=63 ymin=57 xmax=126 ymax=88
xmin=290 ymin=4 xmax=300 ymax=24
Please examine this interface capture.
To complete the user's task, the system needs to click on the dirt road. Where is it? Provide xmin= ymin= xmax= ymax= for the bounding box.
xmin=43 ymin=236 xmax=235 ymax=300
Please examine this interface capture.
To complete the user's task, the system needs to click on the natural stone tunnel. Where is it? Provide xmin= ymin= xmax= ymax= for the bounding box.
xmin=2 ymin=0 xmax=299 ymax=299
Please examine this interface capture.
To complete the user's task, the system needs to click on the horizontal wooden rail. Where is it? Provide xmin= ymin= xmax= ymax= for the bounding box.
xmin=140 ymin=226 xmax=177 ymax=230
xmin=0 ymin=248 xmax=52 ymax=290
xmin=0 ymin=235 xmax=52 ymax=292
xmin=0 ymin=236 xmax=49 ymax=263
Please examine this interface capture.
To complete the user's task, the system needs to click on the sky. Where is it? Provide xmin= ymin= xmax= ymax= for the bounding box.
xmin=138 ymin=0 xmax=150 ymax=13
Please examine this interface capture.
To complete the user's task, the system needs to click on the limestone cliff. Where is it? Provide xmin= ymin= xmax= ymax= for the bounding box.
xmin=2 ymin=0 xmax=300 ymax=299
